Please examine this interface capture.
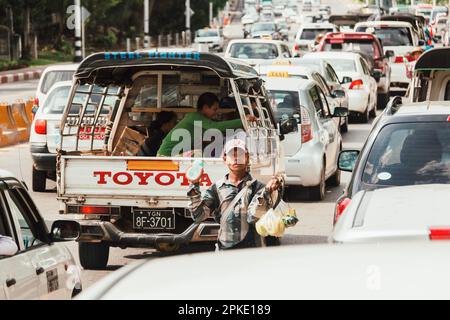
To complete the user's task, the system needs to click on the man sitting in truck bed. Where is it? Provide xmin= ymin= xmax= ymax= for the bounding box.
xmin=157 ymin=92 xmax=255 ymax=157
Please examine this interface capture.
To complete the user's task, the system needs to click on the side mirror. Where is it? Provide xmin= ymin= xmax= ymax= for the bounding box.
xmin=385 ymin=50 xmax=394 ymax=58
xmin=418 ymin=39 xmax=426 ymax=47
xmin=32 ymin=105 xmax=39 ymax=114
xmin=50 ymin=220 xmax=81 ymax=242
xmin=341 ymin=76 xmax=353 ymax=84
xmin=372 ymin=70 xmax=382 ymax=82
xmin=279 ymin=117 xmax=299 ymax=135
xmin=338 ymin=150 xmax=360 ymax=172
xmin=332 ymin=107 xmax=348 ymax=118
xmin=332 ymin=89 xmax=346 ymax=98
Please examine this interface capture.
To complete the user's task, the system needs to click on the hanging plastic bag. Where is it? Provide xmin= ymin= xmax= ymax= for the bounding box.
xmin=256 ymin=208 xmax=285 ymax=237
xmin=275 ymin=200 xmax=299 ymax=228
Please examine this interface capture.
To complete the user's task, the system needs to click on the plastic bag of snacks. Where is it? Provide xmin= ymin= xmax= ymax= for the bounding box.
xmin=256 ymin=200 xmax=299 ymax=237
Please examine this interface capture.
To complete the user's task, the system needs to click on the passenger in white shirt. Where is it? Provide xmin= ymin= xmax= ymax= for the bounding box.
xmin=0 ymin=235 xmax=18 ymax=256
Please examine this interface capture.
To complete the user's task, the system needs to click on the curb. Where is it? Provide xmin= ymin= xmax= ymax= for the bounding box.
xmin=0 ymin=70 xmax=43 ymax=84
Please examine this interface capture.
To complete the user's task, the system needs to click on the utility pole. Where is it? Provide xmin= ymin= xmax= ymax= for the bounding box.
xmin=209 ymin=2 xmax=213 ymax=27
xmin=74 ymin=0 xmax=82 ymax=62
xmin=144 ymin=0 xmax=150 ymax=48
xmin=186 ymin=0 xmax=191 ymax=45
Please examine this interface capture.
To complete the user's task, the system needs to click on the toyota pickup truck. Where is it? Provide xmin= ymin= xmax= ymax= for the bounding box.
xmin=56 ymin=51 xmax=286 ymax=269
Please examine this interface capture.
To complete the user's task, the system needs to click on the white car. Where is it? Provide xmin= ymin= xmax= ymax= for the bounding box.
xmin=332 ymin=184 xmax=450 ymax=243
xmin=225 ymin=39 xmax=292 ymax=66
xmin=264 ymin=76 xmax=344 ymax=200
xmin=33 ymin=64 xmax=78 ymax=114
xmin=303 ymin=52 xmax=378 ymax=123
xmin=76 ymin=241 xmax=450 ymax=299
xmin=292 ymin=23 xmax=338 ymax=57
xmin=355 ymin=21 xmax=421 ymax=94
xmin=194 ymin=28 xmax=224 ymax=52
xmin=0 ymin=169 xmax=81 ymax=299
xmin=257 ymin=63 xmax=349 ymax=132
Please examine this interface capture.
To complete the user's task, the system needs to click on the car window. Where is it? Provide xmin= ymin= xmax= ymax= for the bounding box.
xmin=40 ymin=71 xmax=75 ymax=94
xmin=196 ymin=30 xmax=219 ymax=37
xmin=362 ymin=123 xmax=450 ymax=186
xmin=267 ymin=90 xmax=301 ymax=122
xmin=328 ymin=65 xmax=340 ymax=83
xmin=229 ymin=43 xmax=279 ymax=59
xmin=312 ymin=73 xmax=330 ymax=95
xmin=317 ymin=87 xmax=330 ymax=117
xmin=360 ymin=59 xmax=369 ymax=75
xmin=3 ymin=190 xmax=42 ymax=250
xmin=300 ymin=28 xmax=333 ymax=40
xmin=323 ymin=40 xmax=376 ymax=57
xmin=325 ymin=59 xmax=357 ymax=72
xmin=355 ymin=26 xmax=413 ymax=46
xmin=310 ymin=86 xmax=325 ymax=117
xmin=281 ymin=45 xmax=291 ymax=58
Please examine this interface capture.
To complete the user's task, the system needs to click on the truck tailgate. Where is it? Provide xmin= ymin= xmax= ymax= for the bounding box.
xmin=59 ymin=156 xmax=226 ymax=198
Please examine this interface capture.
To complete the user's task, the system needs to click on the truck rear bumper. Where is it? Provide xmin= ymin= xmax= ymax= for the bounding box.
xmin=76 ymin=220 xmax=219 ymax=247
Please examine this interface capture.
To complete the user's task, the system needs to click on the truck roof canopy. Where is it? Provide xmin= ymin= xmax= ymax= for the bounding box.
xmin=74 ymin=51 xmax=259 ymax=85
xmin=415 ymin=48 xmax=450 ymax=71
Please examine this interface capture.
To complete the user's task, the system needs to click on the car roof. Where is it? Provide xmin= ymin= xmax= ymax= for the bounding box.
xmin=391 ymin=101 xmax=450 ymax=116
xmin=42 ymin=63 xmax=79 ymax=73
xmin=263 ymin=76 xmax=314 ymax=91
xmin=303 ymin=51 xmax=362 ymax=60
xmin=77 ymin=241 xmax=450 ymax=299
xmin=300 ymin=23 xmax=336 ymax=29
xmin=355 ymin=20 xmax=414 ymax=28
xmin=258 ymin=64 xmax=315 ymax=76
xmin=350 ymin=185 xmax=450 ymax=235
xmin=228 ymin=39 xmax=284 ymax=45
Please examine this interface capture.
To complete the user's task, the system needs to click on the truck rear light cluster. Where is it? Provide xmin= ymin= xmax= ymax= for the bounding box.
xmin=429 ymin=228 xmax=450 ymax=241
xmin=67 ymin=205 xmax=120 ymax=215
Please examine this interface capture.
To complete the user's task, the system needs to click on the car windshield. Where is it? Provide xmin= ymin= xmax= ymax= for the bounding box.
xmin=362 ymin=122 xmax=450 ymax=186
xmin=252 ymin=23 xmax=276 ymax=32
xmin=356 ymin=26 xmax=412 ymax=46
xmin=196 ymin=30 xmax=218 ymax=37
xmin=323 ymin=58 xmax=357 ymax=72
xmin=300 ymin=28 xmax=333 ymax=40
xmin=229 ymin=43 xmax=279 ymax=59
xmin=267 ymin=90 xmax=301 ymax=122
xmin=40 ymin=70 xmax=75 ymax=94
xmin=323 ymin=40 xmax=376 ymax=56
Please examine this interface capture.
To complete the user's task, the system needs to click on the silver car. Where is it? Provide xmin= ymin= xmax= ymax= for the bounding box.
xmin=264 ymin=77 xmax=345 ymax=200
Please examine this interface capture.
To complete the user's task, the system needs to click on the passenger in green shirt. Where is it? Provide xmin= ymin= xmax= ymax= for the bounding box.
xmin=157 ymin=93 xmax=254 ymax=157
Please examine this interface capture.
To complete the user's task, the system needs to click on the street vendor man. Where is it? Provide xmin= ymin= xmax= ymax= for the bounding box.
xmin=187 ymin=137 xmax=282 ymax=250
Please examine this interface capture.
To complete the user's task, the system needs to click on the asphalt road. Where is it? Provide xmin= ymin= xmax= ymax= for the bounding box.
xmin=0 ymin=79 xmax=39 ymax=104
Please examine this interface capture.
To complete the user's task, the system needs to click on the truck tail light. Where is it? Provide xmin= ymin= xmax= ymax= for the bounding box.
xmin=349 ymin=79 xmax=363 ymax=90
xmin=79 ymin=206 xmax=111 ymax=215
xmin=34 ymin=119 xmax=47 ymax=135
xmin=300 ymin=107 xmax=313 ymax=143
xmin=334 ymin=197 xmax=351 ymax=225
xmin=429 ymin=228 xmax=450 ymax=240
xmin=394 ymin=55 xmax=406 ymax=63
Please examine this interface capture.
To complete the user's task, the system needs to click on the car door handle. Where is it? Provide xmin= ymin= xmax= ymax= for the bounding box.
xmin=6 ymin=278 xmax=16 ymax=287
xmin=36 ymin=267 xmax=45 ymax=275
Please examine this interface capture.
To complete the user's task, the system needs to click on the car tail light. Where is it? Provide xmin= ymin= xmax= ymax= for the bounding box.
xmin=334 ymin=197 xmax=351 ymax=225
xmin=294 ymin=43 xmax=300 ymax=51
xmin=34 ymin=119 xmax=47 ymax=135
xmin=79 ymin=206 xmax=111 ymax=215
xmin=429 ymin=228 xmax=450 ymax=240
xmin=394 ymin=55 xmax=407 ymax=63
xmin=349 ymin=79 xmax=363 ymax=90
xmin=300 ymin=107 xmax=313 ymax=143
xmin=33 ymin=97 xmax=39 ymax=107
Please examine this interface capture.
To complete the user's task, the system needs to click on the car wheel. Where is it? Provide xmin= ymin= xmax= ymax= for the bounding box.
xmin=360 ymin=107 xmax=369 ymax=123
xmin=32 ymin=167 xmax=46 ymax=192
xmin=79 ymin=242 xmax=109 ymax=270
xmin=377 ymin=93 xmax=389 ymax=110
xmin=309 ymin=166 xmax=325 ymax=201
xmin=369 ymin=105 xmax=376 ymax=118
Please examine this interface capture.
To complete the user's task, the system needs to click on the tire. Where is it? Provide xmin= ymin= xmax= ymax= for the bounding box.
xmin=360 ymin=107 xmax=369 ymax=124
xmin=340 ymin=116 xmax=348 ymax=133
xmin=79 ymin=242 xmax=109 ymax=270
xmin=327 ymin=166 xmax=341 ymax=187
xmin=32 ymin=167 xmax=46 ymax=192
xmin=377 ymin=93 xmax=389 ymax=110
xmin=309 ymin=166 xmax=326 ymax=201
xmin=369 ymin=105 xmax=376 ymax=118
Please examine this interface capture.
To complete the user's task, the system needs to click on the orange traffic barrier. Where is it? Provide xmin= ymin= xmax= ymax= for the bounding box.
xmin=0 ymin=103 xmax=18 ymax=147
xmin=25 ymin=99 xmax=34 ymax=123
xmin=10 ymin=102 xmax=30 ymax=143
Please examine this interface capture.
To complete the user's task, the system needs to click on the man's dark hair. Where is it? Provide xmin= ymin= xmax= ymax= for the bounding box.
xmin=197 ymin=92 xmax=219 ymax=110
xmin=149 ymin=111 xmax=177 ymax=131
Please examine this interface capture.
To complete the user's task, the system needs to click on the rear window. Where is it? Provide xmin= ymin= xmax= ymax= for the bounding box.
xmin=267 ymin=90 xmax=301 ymax=122
xmin=43 ymin=86 xmax=71 ymax=115
xmin=362 ymin=122 xmax=450 ymax=186
xmin=355 ymin=26 xmax=412 ymax=46
xmin=229 ymin=43 xmax=279 ymax=59
xmin=324 ymin=59 xmax=357 ymax=72
xmin=323 ymin=40 xmax=376 ymax=57
xmin=40 ymin=71 xmax=74 ymax=94
xmin=300 ymin=28 xmax=333 ymax=40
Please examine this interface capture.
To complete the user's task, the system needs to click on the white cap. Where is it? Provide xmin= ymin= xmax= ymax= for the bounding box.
xmin=224 ymin=138 xmax=248 ymax=154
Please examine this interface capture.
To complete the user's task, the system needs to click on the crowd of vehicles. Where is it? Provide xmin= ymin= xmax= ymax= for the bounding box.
xmin=7 ymin=0 xmax=450 ymax=299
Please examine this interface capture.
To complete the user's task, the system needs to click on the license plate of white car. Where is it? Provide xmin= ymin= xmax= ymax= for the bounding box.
xmin=133 ymin=209 xmax=176 ymax=230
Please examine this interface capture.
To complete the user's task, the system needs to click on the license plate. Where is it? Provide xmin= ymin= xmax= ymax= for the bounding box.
xmin=133 ymin=209 xmax=176 ymax=230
